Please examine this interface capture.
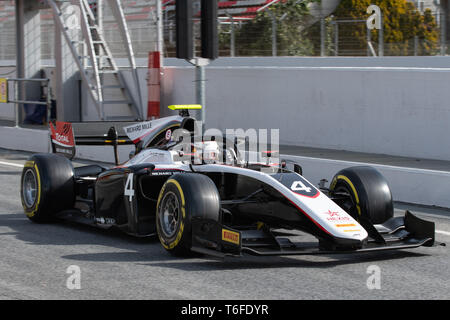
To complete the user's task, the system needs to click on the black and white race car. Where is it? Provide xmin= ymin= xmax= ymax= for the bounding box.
xmin=20 ymin=106 xmax=436 ymax=257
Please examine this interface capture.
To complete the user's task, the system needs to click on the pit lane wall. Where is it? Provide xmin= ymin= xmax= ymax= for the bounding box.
xmin=3 ymin=56 xmax=450 ymax=162
xmin=161 ymin=56 xmax=450 ymax=162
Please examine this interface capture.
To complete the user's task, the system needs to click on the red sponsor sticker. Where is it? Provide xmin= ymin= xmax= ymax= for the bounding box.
xmin=49 ymin=121 xmax=75 ymax=147
xmin=324 ymin=210 xmax=351 ymax=222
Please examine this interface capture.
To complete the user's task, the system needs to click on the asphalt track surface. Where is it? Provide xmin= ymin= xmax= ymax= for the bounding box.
xmin=0 ymin=149 xmax=449 ymax=300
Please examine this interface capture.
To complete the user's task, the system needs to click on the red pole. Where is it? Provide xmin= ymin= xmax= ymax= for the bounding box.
xmin=147 ymin=51 xmax=161 ymax=119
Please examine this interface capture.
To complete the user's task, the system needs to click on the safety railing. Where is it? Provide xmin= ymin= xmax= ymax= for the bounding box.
xmin=0 ymin=78 xmax=52 ymax=128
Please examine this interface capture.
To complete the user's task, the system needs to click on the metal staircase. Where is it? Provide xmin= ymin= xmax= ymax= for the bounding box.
xmin=48 ymin=0 xmax=143 ymax=121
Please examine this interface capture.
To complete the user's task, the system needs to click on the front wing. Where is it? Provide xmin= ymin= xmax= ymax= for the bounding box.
xmin=190 ymin=210 xmax=437 ymax=258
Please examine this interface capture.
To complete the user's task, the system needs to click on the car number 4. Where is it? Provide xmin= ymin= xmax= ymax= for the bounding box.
xmin=125 ymin=173 xmax=135 ymax=202
xmin=291 ymin=180 xmax=312 ymax=193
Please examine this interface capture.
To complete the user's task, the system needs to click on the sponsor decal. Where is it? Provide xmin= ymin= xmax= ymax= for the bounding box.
xmin=95 ymin=217 xmax=116 ymax=225
xmin=0 ymin=78 xmax=7 ymax=103
xmin=325 ymin=210 xmax=339 ymax=217
xmin=222 ymin=229 xmax=240 ymax=245
xmin=324 ymin=210 xmax=351 ymax=222
xmin=126 ymin=122 xmax=152 ymax=134
xmin=49 ymin=121 xmax=75 ymax=159
xmin=123 ymin=116 xmax=182 ymax=143
xmin=124 ymin=121 xmax=153 ymax=143
xmin=165 ymin=129 xmax=172 ymax=141
xmin=50 ymin=121 xmax=75 ymax=147
xmin=151 ymin=171 xmax=174 ymax=176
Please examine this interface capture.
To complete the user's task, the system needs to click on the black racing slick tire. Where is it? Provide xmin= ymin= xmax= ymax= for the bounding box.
xmin=20 ymin=154 xmax=75 ymax=223
xmin=330 ymin=166 xmax=393 ymax=224
xmin=156 ymin=173 xmax=221 ymax=256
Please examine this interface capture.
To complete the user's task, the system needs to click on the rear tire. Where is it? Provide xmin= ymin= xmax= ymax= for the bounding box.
xmin=330 ymin=166 xmax=393 ymax=224
xmin=156 ymin=173 xmax=220 ymax=256
xmin=20 ymin=154 xmax=75 ymax=223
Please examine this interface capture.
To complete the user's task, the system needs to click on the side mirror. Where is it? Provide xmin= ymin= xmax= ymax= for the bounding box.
xmin=281 ymin=159 xmax=303 ymax=175
xmin=129 ymin=150 xmax=135 ymax=159
xmin=294 ymin=164 xmax=303 ymax=176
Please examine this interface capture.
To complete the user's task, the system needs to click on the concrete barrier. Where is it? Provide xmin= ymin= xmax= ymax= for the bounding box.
xmin=161 ymin=64 xmax=450 ymax=162
xmin=0 ymin=126 xmax=50 ymax=153
xmin=5 ymin=56 xmax=450 ymax=162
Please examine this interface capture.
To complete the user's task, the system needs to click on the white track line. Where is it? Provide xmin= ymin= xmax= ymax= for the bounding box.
xmin=0 ymin=161 xmax=24 ymax=168
xmin=0 ymin=159 xmax=450 ymax=237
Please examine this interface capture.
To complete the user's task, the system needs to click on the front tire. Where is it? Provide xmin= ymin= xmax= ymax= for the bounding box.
xmin=330 ymin=166 xmax=393 ymax=224
xmin=156 ymin=173 xmax=221 ymax=256
xmin=20 ymin=154 xmax=75 ymax=223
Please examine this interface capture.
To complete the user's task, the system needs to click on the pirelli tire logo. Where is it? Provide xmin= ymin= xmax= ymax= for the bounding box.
xmin=222 ymin=229 xmax=240 ymax=245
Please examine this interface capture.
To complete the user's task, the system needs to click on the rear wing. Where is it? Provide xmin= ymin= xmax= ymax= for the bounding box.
xmin=49 ymin=106 xmax=201 ymax=164
xmin=49 ymin=121 xmax=133 ymax=165
xmin=49 ymin=121 xmax=76 ymax=160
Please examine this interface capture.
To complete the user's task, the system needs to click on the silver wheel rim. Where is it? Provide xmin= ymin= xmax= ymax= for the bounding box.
xmin=22 ymin=169 xmax=37 ymax=208
xmin=159 ymin=191 xmax=180 ymax=238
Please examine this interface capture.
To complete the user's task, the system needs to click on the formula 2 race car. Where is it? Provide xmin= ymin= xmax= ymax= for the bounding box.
xmin=20 ymin=106 xmax=436 ymax=257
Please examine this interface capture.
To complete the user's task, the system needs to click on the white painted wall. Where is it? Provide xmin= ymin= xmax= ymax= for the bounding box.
xmin=0 ymin=126 xmax=50 ymax=153
xmin=160 ymin=57 xmax=450 ymax=162
xmin=4 ymin=56 xmax=450 ymax=162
